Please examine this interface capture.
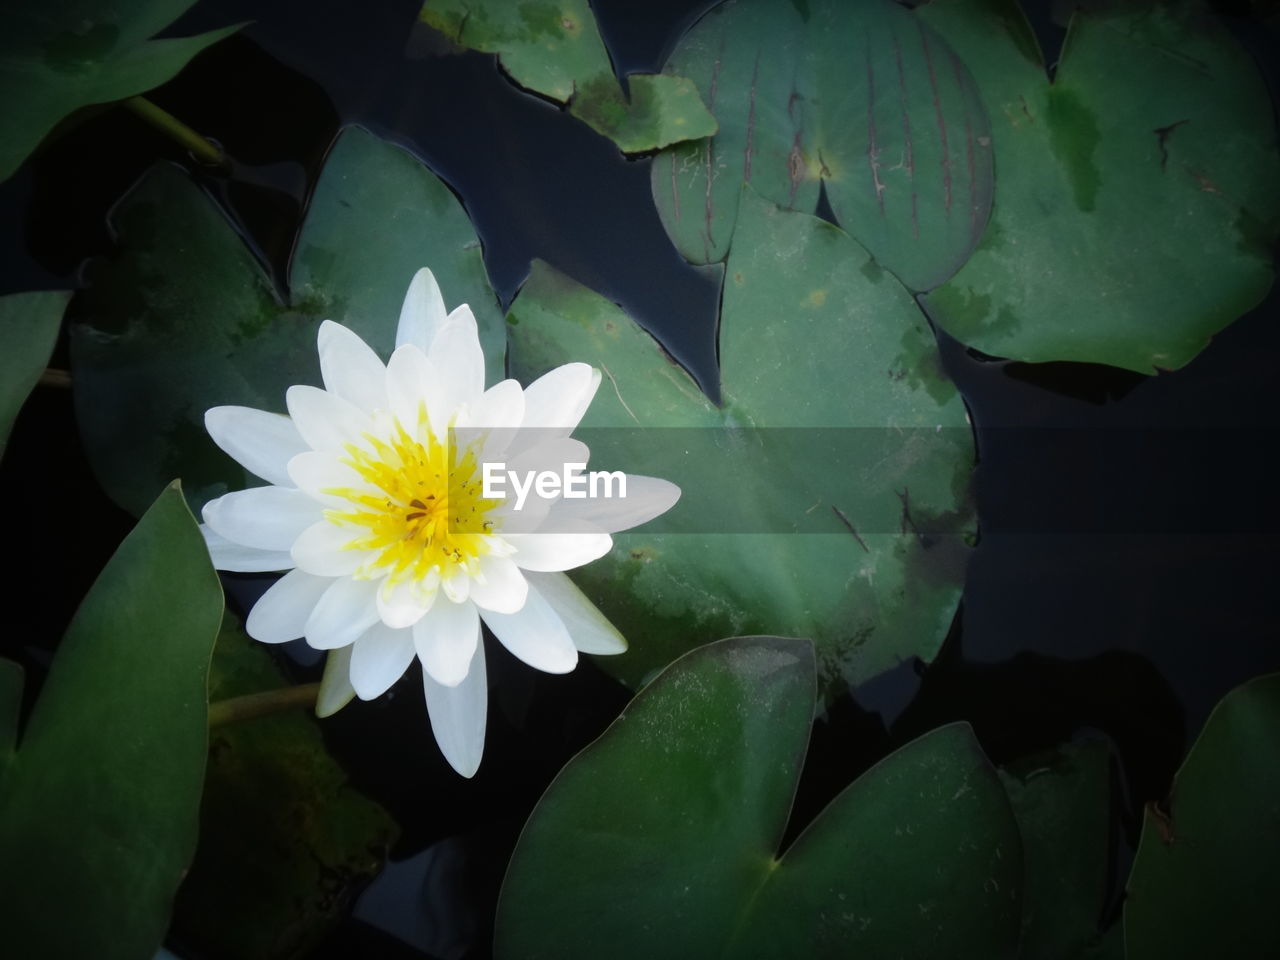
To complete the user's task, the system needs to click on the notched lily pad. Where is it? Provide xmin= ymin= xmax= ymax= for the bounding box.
xmin=496 ymin=636 xmax=1022 ymax=959
xmin=919 ymin=0 xmax=1280 ymax=372
xmin=170 ymin=612 xmax=399 ymax=960
xmin=507 ymin=187 xmax=974 ymax=701
xmin=71 ymin=125 xmax=507 ymax=516
xmin=0 ymin=0 xmax=240 ymax=181
xmin=419 ymin=0 xmax=717 ymax=153
xmin=651 ymin=0 xmax=993 ymax=291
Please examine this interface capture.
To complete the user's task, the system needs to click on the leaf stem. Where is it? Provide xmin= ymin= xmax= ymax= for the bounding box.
xmin=208 ymin=682 xmax=321 ymax=727
xmin=38 ymin=368 xmax=71 ymax=389
xmin=123 ymin=97 xmax=226 ymax=169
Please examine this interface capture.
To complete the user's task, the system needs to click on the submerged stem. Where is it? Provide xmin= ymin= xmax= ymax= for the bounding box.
xmin=38 ymin=368 xmax=70 ymax=389
xmin=208 ymin=682 xmax=321 ymax=727
xmin=123 ymin=97 xmax=226 ymax=168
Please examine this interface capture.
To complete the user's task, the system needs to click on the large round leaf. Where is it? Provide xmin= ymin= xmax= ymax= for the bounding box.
xmin=1125 ymin=672 xmax=1280 ymax=960
xmin=650 ymin=0 xmax=993 ymax=291
xmin=507 ymin=187 xmax=974 ymax=699
xmin=0 ymin=483 xmax=224 ymax=960
xmin=70 ymin=126 xmax=506 ymax=516
xmin=419 ymin=0 xmax=717 ymax=153
xmin=0 ymin=289 xmax=69 ymax=457
xmin=919 ymin=0 xmax=1280 ymax=373
xmin=496 ymin=636 xmax=1022 ymax=958
xmin=0 ymin=0 xmax=239 ymax=182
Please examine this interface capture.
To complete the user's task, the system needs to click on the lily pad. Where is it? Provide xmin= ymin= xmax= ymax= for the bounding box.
xmin=0 ymin=289 xmax=69 ymax=456
xmin=170 ymin=611 xmax=399 ymax=960
xmin=419 ymin=0 xmax=717 ymax=153
xmin=1001 ymin=740 xmax=1121 ymax=959
xmin=0 ymin=482 xmax=223 ymax=960
xmin=507 ymin=187 xmax=974 ymax=699
xmin=1125 ymin=672 xmax=1280 ymax=960
xmin=71 ymin=125 xmax=506 ymax=517
xmin=918 ymin=0 xmax=1280 ymax=372
xmin=650 ymin=0 xmax=993 ymax=292
xmin=496 ymin=636 xmax=1022 ymax=959
xmin=0 ymin=0 xmax=239 ymax=182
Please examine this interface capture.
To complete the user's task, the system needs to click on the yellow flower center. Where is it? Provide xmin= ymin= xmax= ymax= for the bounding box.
xmin=322 ymin=416 xmax=499 ymax=585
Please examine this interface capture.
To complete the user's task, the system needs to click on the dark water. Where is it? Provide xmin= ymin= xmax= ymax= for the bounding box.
xmin=2 ymin=0 xmax=1278 ymax=957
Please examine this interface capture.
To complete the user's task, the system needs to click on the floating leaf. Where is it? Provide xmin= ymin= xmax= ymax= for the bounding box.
xmin=496 ymin=636 xmax=1021 ymax=958
xmin=0 ymin=289 xmax=69 ymax=456
xmin=1125 ymin=672 xmax=1280 ymax=960
xmin=71 ymin=125 xmax=506 ymax=516
xmin=919 ymin=0 xmax=1280 ymax=372
xmin=0 ymin=483 xmax=223 ymax=960
xmin=419 ymin=0 xmax=717 ymax=153
xmin=650 ymin=0 xmax=992 ymax=291
xmin=170 ymin=612 xmax=399 ymax=960
xmin=0 ymin=0 xmax=239 ymax=182
xmin=508 ymin=187 xmax=973 ymax=699
xmin=1001 ymin=740 xmax=1121 ymax=959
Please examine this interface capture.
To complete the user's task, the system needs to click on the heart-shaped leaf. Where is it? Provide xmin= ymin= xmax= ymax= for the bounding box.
xmin=170 ymin=611 xmax=399 ymax=960
xmin=0 ymin=0 xmax=239 ymax=181
xmin=508 ymin=187 xmax=974 ymax=699
xmin=0 ymin=289 xmax=69 ymax=456
xmin=419 ymin=0 xmax=717 ymax=153
xmin=71 ymin=125 xmax=506 ymax=516
xmin=0 ymin=482 xmax=223 ymax=960
xmin=1125 ymin=672 xmax=1280 ymax=960
xmin=918 ymin=0 xmax=1280 ymax=372
xmin=650 ymin=0 xmax=993 ymax=291
xmin=496 ymin=636 xmax=1022 ymax=958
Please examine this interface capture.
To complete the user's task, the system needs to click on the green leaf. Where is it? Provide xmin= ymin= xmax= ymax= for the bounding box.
xmin=496 ymin=636 xmax=1022 ymax=959
xmin=170 ymin=611 xmax=399 ymax=960
xmin=0 ymin=482 xmax=224 ymax=960
xmin=650 ymin=0 xmax=993 ymax=291
xmin=419 ymin=0 xmax=717 ymax=153
xmin=0 ymin=289 xmax=69 ymax=456
xmin=508 ymin=187 xmax=974 ymax=699
xmin=1125 ymin=672 xmax=1280 ymax=960
xmin=1001 ymin=741 xmax=1121 ymax=959
xmin=0 ymin=0 xmax=239 ymax=182
xmin=71 ymin=125 xmax=506 ymax=516
xmin=919 ymin=0 xmax=1280 ymax=373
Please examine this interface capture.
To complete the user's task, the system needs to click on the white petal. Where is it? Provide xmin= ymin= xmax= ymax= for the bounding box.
xmin=205 ymin=406 xmax=308 ymax=488
xmin=287 ymin=450 xmax=368 ymax=505
xmin=291 ymin=521 xmax=374 ymax=576
xmin=304 ymin=577 xmax=380 ymax=650
xmin=428 ymin=306 xmax=485 ymax=412
xmin=459 ymin=378 xmax=525 ymax=430
xmin=246 ymin=568 xmax=333 ymax=643
xmin=349 ymin=622 xmax=417 ymax=699
xmin=318 ymin=320 xmax=388 ymax=413
xmin=520 ymin=363 xmax=600 ymax=431
xmin=201 ymin=524 xmax=294 ymax=572
xmin=467 ymin=555 xmax=528 ymax=614
xmin=440 ymin=568 xmax=471 ymax=603
xmin=376 ymin=575 xmax=437 ymax=629
xmin=286 ymin=384 xmax=371 ymax=451
xmin=504 ymin=531 xmax=613 ymax=572
xmin=396 ymin=267 xmax=448 ymax=352
xmin=525 ymin=571 xmax=626 ymax=654
xmin=385 ymin=344 xmax=442 ymax=434
xmin=480 ymin=583 xmax=578 ymax=674
xmin=316 ymin=647 xmax=356 ymax=718
xmin=548 ymin=474 xmax=681 ymax=533
xmin=412 ymin=598 xmax=480 ymax=687
xmin=423 ymin=633 xmax=487 ymax=777
xmin=202 ymin=486 xmax=319 ymax=551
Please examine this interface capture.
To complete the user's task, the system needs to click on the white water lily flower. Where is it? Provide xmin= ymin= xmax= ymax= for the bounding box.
xmin=200 ymin=268 xmax=680 ymax=776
